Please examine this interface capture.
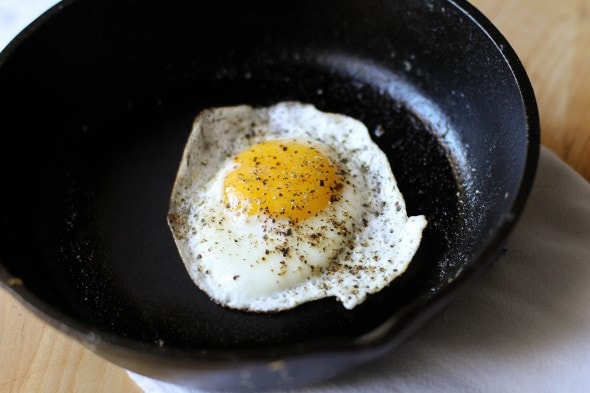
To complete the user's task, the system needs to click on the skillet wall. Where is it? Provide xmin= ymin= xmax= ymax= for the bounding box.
xmin=0 ymin=0 xmax=532 ymax=348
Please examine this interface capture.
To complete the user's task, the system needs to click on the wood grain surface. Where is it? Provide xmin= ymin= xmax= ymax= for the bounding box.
xmin=1 ymin=0 xmax=589 ymax=392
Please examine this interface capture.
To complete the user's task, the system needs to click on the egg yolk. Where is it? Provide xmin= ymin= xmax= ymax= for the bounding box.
xmin=224 ymin=139 xmax=344 ymax=222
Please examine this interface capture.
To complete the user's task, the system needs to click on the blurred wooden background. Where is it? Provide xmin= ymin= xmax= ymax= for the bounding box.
xmin=1 ymin=0 xmax=590 ymax=392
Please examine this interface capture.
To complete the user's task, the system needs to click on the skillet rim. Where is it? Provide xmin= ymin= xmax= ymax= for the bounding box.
xmin=0 ymin=0 xmax=540 ymax=363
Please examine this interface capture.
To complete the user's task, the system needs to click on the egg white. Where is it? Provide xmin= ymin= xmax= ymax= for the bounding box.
xmin=168 ymin=102 xmax=427 ymax=311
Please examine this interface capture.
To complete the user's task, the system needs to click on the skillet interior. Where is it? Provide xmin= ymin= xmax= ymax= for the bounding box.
xmin=1 ymin=0 xmax=535 ymax=358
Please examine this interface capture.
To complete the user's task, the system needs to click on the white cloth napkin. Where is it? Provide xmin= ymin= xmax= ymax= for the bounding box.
xmin=0 ymin=0 xmax=60 ymax=50
xmin=128 ymin=148 xmax=590 ymax=392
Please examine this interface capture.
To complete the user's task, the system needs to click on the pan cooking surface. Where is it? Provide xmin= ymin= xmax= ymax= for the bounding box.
xmin=26 ymin=56 xmax=464 ymax=349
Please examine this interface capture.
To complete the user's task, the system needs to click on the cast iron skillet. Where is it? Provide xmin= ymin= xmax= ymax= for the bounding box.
xmin=0 ymin=0 xmax=539 ymax=390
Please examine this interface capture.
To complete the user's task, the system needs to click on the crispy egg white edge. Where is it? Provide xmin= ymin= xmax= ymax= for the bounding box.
xmin=168 ymin=102 xmax=427 ymax=311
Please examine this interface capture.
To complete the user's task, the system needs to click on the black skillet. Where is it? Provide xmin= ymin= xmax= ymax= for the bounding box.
xmin=0 ymin=0 xmax=539 ymax=390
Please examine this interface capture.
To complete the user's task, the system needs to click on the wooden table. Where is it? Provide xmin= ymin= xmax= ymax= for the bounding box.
xmin=2 ymin=1 xmax=589 ymax=392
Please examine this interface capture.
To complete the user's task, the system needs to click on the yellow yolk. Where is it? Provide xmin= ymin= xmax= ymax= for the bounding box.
xmin=223 ymin=139 xmax=344 ymax=222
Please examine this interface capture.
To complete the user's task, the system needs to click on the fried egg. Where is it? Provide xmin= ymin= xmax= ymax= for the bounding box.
xmin=168 ymin=102 xmax=427 ymax=311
